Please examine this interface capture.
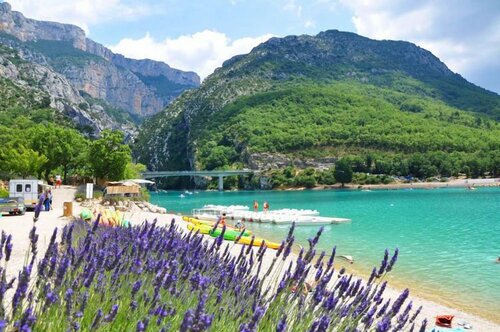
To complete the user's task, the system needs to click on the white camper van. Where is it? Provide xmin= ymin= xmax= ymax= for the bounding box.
xmin=9 ymin=179 xmax=51 ymax=210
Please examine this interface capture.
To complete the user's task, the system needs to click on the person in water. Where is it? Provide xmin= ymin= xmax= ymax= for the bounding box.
xmin=263 ymin=201 xmax=269 ymax=212
xmin=253 ymin=200 xmax=259 ymax=212
xmin=496 ymin=256 xmax=500 ymax=263
xmin=235 ymin=219 xmax=246 ymax=231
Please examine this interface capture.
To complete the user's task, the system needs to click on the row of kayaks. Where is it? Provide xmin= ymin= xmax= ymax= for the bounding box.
xmin=182 ymin=216 xmax=281 ymax=250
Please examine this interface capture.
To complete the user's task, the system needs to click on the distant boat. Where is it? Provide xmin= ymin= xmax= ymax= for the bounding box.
xmin=185 ymin=190 xmax=193 ymax=195
xmin=179 ymin=194 xmax=186 ymax=198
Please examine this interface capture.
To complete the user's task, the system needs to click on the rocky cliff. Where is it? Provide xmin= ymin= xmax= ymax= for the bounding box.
xmin=0 ymin=42 xmax=123 ymax=135
xmin=0 ymin=1 xmax=200 ymax=118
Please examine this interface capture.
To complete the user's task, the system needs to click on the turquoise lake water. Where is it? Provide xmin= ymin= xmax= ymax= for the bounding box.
xmin=151 ymin=187 xmax=500 ymax=321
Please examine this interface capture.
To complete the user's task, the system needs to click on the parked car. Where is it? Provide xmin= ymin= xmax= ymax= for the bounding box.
xmin=0 ymin=197 xmax=26 ymax=215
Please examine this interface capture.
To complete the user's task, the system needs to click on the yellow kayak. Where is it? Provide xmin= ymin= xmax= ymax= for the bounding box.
xmin=187 ymin=222 xmax=212 ymax=234
xmin=237 ymin=236 xmax=281 ymax=250
xmin=186 ymin=217 xmax=252 ymax=236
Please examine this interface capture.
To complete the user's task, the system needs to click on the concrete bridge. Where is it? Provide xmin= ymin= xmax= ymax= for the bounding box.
xmin=142 ymin=170 xmax=257 ymax=191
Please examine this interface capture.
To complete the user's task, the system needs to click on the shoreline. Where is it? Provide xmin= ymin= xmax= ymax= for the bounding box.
xmin=2 ymin=187 xmax=498 ymax=331
xmin=118 ymin=208 xmax=500 ymax=330
xmin=169 ymin=212 xmax=500 ymax=330
xmin=304 ymin=177 xmax=499 ymax=191
xmin=260 ymin=228 xmax=500 ymax=326
xmin=152 ymin=177 xmax=499 ymax=192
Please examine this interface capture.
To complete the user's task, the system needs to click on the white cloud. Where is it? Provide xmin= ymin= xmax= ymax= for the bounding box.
xmin=108 ymin=30 xmax=274 ymax=80
xmin=341 ymin=0 xmax=500 ymax=92
xmin=284 ymin=0 xmax=303 ymax=18
xmin=304 ymin=20 xmax=316 ymax=28
xmin=7 ymin=0 xmax=154 ymax=34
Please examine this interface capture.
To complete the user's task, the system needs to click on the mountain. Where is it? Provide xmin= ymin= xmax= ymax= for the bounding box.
xmin=0 ymin=1 xmax=200 ymax=132
xmin=135 ymin=30 xmax=499 ymax=183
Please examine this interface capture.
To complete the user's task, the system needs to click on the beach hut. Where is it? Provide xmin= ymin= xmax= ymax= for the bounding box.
xmin=104 ymin=181 xmax=141 ymax=198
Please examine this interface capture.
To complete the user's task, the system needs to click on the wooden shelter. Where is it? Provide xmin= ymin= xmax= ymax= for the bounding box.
xmin=104 ymin=181 xmax=141 ymax=197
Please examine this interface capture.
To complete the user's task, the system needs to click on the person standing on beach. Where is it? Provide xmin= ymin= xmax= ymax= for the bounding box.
xmin=219 ymin=213 xmax=227 ymax=227
xmin=263 ymin=201 xmax=269 ymax=212
xmin=253 ymin=200 xmax=259 ymax=211
xmin=43 ymin=190 xmax=52 ymax=211
xmin=55 ymin=175 xmax=62 ymax=189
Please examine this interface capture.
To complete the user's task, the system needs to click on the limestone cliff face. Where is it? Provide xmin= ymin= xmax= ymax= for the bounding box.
xmin=0 ymin=2 xmax=86 ymax=49
xmin=58 ymin=60 xmax=164 ymax=117
xmin=0 ymin=44 xmax=119 ymax=134
xmin=0 ymin=2 xmax=200 ymax=118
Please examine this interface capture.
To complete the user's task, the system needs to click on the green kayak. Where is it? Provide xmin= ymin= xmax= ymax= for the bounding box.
xmin=209 ymin=227 xmax=245 ymax=241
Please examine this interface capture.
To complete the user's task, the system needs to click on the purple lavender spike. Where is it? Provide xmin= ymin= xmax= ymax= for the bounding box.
xmin=410 ymin=305 xmax=423 ymax=323
xmin=276 ymin=315 xmax=287 ymax=332
xmin=376 ymin=316 xmax=391 ymax=332
xmin=386 ymin=248 xmax=399 ymax=272
xmin=377 ymin=249 xmax=389 ymax=277
xmin=5 ymin=235 xmax=12 ymax=261
xmin=390 ymin=288 xmax=409 ymax=316
xmin=90 ymin=309 xmax=103 ymax=330
xmin=419 ymin=318 xmax=428 ymax=332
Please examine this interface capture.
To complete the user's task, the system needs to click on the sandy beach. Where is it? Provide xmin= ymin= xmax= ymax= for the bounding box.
xmin=1 ymin=186 xmax=499 ymax=331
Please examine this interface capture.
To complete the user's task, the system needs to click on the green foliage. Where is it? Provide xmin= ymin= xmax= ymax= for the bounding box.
xmin=30 ymin=126 xmax=88 ymax=181
xmin=190 ymin=83 xmax=499 ymax=180
xmin=2 ymin=147 xmax=48 ymax=178
xmin=0 ymin=187 xmax=8 ymax=198
xmin=334 ymin=159 xmax=353 ymax=186
xmin=80 ymin=91 xmax=141 ymax=125
xmin=352 ymin=173 xmax=393 ymax=185
xmin=135 ymin=73 xmax=193 ymax=100
xmin=124 ymin=162 xmax=147 ymax=180
xmin=140 ymin=187 xmax=150 ymax=202
xmin=89 ymin=130 xmax=132 ymax=181
xmin=135 ymin=30 xmax=500 ymax=184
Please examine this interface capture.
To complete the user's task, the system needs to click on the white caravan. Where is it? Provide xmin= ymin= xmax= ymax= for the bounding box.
xmin=9 ymin=179 xmax=51 ymax=209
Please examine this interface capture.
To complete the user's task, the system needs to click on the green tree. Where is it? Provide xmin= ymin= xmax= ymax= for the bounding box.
xmin=124 ymin=162 xmax=147 ymax=179
xmin=89 ymin=130 xmax=131 ymax=181
xmin=5 ymin=146 xmax=48 ymax=178
xmin=30 ymin=125 xmax=88 ymax=181
xmin=334 ymin=159 xmax=353 ymax=187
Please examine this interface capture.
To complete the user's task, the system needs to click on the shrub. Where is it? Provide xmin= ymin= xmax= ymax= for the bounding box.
xmin=0 ymin=216 xmax=426 ymax=331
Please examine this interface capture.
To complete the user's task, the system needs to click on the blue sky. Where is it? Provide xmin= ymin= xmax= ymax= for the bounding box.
xmin=4 ymin=0 xmax=500 ymax=93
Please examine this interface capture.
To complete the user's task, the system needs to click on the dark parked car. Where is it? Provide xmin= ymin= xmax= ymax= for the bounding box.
xmin=0 ymin=197 xmax=26 ymax=215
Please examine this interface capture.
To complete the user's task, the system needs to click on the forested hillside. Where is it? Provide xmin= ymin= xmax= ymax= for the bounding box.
xmin=135 ymin=30 xmax=499 ymax=188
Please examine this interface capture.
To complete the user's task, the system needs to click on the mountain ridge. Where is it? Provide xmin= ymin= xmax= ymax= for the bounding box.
xmin=0 ymin=1 xmax=200 ymax=118
xmin=135 ymin=29 xmax=499 ymax=185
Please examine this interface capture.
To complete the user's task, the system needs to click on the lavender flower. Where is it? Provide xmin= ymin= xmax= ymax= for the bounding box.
xmin=136 ymin=320 xmax=145 ymax=332
xmin=90 ymin=309 xmax=103 ymax=330
xmin=276 ymin=315 xmax=287 ymax=332
xmin=376 ymin=316 xmax=391 ymax=332
xmin=5 ymin=235 xmax=12 ymax=261
xmin=410 ymin=305 xmax=423 ymax=323
xmin=104 ymin=304 xmax=119 ymax=322
xmin=419 ymin=318 xmax=428 ymax=332
xmin=386 ymin=248 xmax=399 ymax=272
xmin=390 ymin=288 xmax=409 ymax=316
xmin=377 ymin=249 xmax=389 ymax=277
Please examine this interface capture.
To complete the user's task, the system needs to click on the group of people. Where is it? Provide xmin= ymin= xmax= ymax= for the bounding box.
xmin=48 ymin=175 xmax=62 ymax=189
xmin=40 ymin=189 xmax=53 ymax=211
xmin=215 ymin=200 xmax=272 ymax=231
xmin=253 ymin=200 xmax=269 ymax=212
